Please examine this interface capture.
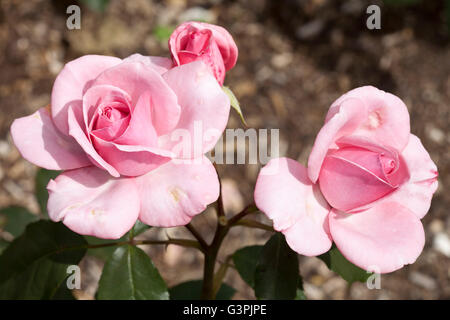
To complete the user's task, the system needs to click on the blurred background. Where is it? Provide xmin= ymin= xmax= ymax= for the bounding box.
xmin=0 ymin=0 xmax=449 ymax=299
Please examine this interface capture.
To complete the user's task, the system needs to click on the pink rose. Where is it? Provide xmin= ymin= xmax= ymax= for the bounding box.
xmin=11 ymin=54 xmax=230 ymax=239
xmin=169 ymin=21 xmax=238 ymax=85
xmin=255 ymin=86 xmax=438 ymax=273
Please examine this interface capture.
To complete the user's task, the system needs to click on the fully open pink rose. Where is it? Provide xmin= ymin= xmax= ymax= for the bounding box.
xmin=11 ymin=54 xmax=230 ymax=239
xmin=169 ymin=21 xmax=238 ymax=85
xmin=255 ymin=86 xmax=438 ymax=273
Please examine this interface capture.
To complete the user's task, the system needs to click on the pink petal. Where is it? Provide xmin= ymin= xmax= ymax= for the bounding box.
xmin=160 ymin=61 xmax=230 ymax=158
xmin=123 ymin=53 xmax=173 ymax=75
xmin=180 ymin=39 xmax=226 ymax=84
xmin=92 ymin=61 xmax=181 ymax=136
xmin=113 ymin=92 xmax=158 ymax=147
xmin=92 ymin=137 xmax=170 ymax=177
xmin=204 ymin=23 xmax=238 ymax=71
xmin=329 ymin=202 xmax=425 ymax=273
xmin=381 ymin=134 xmax=438 ymax=219
xmin=51 ymin=55 xmax=122 ymax=135
xmin=254 ymin=158 xmax=332 ymax=255
xmin=67 ymin=105 xmax=120 ymax=177
xmin=90 ymin=92 xmax=170 ymax=176
xmin=47 ymin=166 xmax=140 ymax=239
xmin=82 ymin=84 xmax=132 ymax=134
xmin=326 ymin=86 xmax=410 ymax=152
xmin=308 ymin=98 xmax=368 ymax=183
xmin=136 ymin=156 xmax=219 ymax=227
xmin=91 ymin=116 xmax=130 ymax=141
xmin=10 ymin=107 xmax=91 ymax=170
xmin=318 ymin=149 xmax=397 ymax=212
xmin=335 ymin=136 xmax=410 ymax=188
xmin=283 ymin=210 xmax=332 ymax=256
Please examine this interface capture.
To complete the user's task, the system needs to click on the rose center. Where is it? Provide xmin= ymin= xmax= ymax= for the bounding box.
xmin=184 ymin=30 xmax=212 ymax=55
xmin=91 ymin=101 xmax=130 ymax=141
xmin=318 ymin=145 xmax=409 ymax=212
xmin=380 ymin=154 xmax=396 ymax=175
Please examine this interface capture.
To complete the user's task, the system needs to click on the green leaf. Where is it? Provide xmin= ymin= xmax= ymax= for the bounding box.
xmin=0 ymin=220 xmax=87 ymax=299
xmin=153 ymin=25 xmax=175 ymax=42
xmin=35 ymin=169 xmax=60 ymax=217
xmin=232 ymin=245 xmax=263 ymax=288
xmin=222 ymin=86 xmax=247 ymax=126
xmin=0 ymin=206 xmax=38 ymax=238
xmin=97 ymin=245 xmax=169 ymax=300
xmin=169 ymin=280 xmax=236 ymax=300
xmin=130 ymin=220 xmax=150 ymax=238
xmin=80 ymin=0 xmax=110 ymax=12
xmin=254 ymin=233 xmax=299 ymax=300
xmin=318 ymin=245 xmax=372 ymax=284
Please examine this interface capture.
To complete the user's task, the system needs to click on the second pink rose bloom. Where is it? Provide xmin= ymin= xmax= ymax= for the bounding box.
xmin=255 ymin=86 xmax=438 ymax=273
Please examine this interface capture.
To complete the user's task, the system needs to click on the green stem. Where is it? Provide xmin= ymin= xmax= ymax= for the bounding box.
xmin=86 ymin=238 xmax=203 ymax=252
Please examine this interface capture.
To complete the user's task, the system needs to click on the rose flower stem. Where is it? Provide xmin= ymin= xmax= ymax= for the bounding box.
xmin=185 ymin=223 xmax=208 ymax=250
xmin=232 ymin=219 xmax=275 ymax=232
xmin=228 ymin=203 xmax=259 ymax=226
xmin=213 ymin=163 xmax=225 ymax=218
xmin=200 ymin=202 xmax=260 ymax=299
xmin=85 ymin=238 xmax=204 ymax=252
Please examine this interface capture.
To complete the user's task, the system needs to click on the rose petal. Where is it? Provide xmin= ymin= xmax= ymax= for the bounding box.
xmin=92 ymin=137 xmax=170 ymax=177
xmin=51 ymin=55 xmax=122 ymax=135
xmin=335 ymin=136 xmax=410 ymax=187
xmin=113 ymin=92 xmax=158 ymax=147
xmin=10 ymin=107 xmax=91 ymax=170
xmin=283 ymin=209 xmax=332 ymax=256
xmin=308 ymin=98 xmax=368 ymax=183
xmin=160 ymin=61 xmax=230 ymax=158
xmin=318 ymin=149 xmax=397 ymax=212
xmin=67 ymin=105 xmax=120 ymax=177
xmin=92 ymin=61 xmax=180 ymax=136
xmin=254 ymin=158 xmax=332 ymax=256
xmin=47 ymin=166 xmax=140 ymax=239
xmin=380 ymin=134 xmax=438 ymax=219
xmin=90 ymin=92 xmax=170 ymax=177
xmin=326 ymin=86 xmax=410 ymax=152
xmin=329 ymin=202 xmax=425 ymax=273
xmin=136 ymin=156 xmax=219 ymax=227
xmin=82 ymin=84 xmax=132 ymax=134
xmin=123 ymin=53 xmax=173 ymax=74
xmin=178 ymin=31 xmax=226 ymax=85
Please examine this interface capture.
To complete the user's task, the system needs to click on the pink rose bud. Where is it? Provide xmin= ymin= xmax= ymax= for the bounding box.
xmin=169 ymin=21 xmax=238 ymax=85
xmin=255 ymin=86 xmax=438 ymax=273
